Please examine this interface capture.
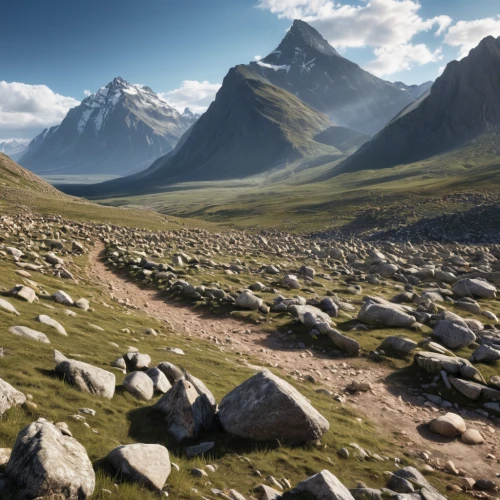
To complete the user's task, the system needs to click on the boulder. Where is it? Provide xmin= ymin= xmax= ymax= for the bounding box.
xmin=235 ymin=291 xmax=263 ymax=310
xmin=357 ymin=301 xmax=415 ymax=327
xmin=154 ymin=379 xmax=216 ymax=442
xmin=0 ymin=298 xmax=19 ymax=315
xmin=55 ymin=357 xmax=116 ymax=399
xmin=5 ymin=418 xmax=95 ymax=498
xmin=433 ymin=320 xmax=476 ymax=349
xmin=123 ymin=352 xmax=151 ymax=371
xmin=0 ymin=377 xmax=26 ymax=416
xmin=219 ymin=370 xmax=329 ymax=443
xmin=9 ymin=285 xmax=37 ymax=303
xmin=35 ymin=314 xmax=67 ymax=336
xmin=429 ymin=413 xmax=466 ymax=437
xmin=157 ymin=362 xmax=184 ymax=384
xmin=9 ymin=325 xmax=50 ymax=343
xmin=453 ymin=278 xmax=496 ymax=298
xmin=461 ymin=429 xmax=484 ymax=445
xmin=289 ymin=305 xmax=332 ymax=327
xmin=471 ymin=344 xmax=500 ymax=363
xmin=146 ymin=367 xmax=171 ymax=393
xmin=52 ymin=290 xmax=74 ymax=306
xmin=287 ymin=470 xmax=354 ymax=499
xmin=75 ymin=298 xmax=90 ymax=311
xmin=123 ymin=372 xmax=154 ymax=400
xmin=107 ymin=443 xmax=171 ymax=491
xmin=381 ymin=336 xmax=417 ymax=354
xmin=450 ymin=378 xmax=483 ymax=400
xmin=325 ymin=329 xmax=360 ymax=355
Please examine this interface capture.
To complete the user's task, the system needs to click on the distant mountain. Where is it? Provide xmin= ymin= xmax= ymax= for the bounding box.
xmin=61 ymin=66 xmax=361 ymax=197
xmin=393 ymin=81 xmax=433 ymax=99
xmin=0 ymin=140 xmax=28 ymax=162
xmin=19 ymin=77 xmax=198 ymax=176
xmin=246 ymin=20 xmax=415 ymax=135
xmin=336 ymin=36 xmax=500 ymax=176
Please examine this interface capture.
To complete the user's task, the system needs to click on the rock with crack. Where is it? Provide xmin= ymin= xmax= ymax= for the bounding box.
xmin=285 ymin=469 xmax=354 ymax=499
xmin=414 ymin=351 xmax=484 ymax=382
xmin=106 ymin=443 xmax=171 ymax=492
xmin=380 ymin=336 xmax=417 ymax=354
xmin=219 ymin=370 xmax=329 ymax=444
xmin=0 ymin=377 xmax=26 ymax=416
xmin=154 ymin=379 xmax=216 ymax=442
xmin=5 ymin=418 xmax=95 ymax=498
xmin=55 ymin=352 xmax=115 ymax=399
xmin=288 ymin=304 xmax=332 ymax=328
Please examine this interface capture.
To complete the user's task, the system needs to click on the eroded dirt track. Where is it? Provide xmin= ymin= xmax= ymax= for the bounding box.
xmin=88 ymin=243 xmax=500 ymax=481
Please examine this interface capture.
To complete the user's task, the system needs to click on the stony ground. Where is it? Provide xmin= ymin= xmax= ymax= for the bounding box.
xmin=2 ymin=212 xmax=500 ymax=498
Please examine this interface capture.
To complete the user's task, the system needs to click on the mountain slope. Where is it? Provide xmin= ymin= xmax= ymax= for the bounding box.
xmin=0 ymin=140 xmax=28 ymax=162
xmin=246 ymin=20 xmax=415 ymax=135
xmin=19 ymin=77 xmax=198 ymax=176
xmin=335 ymin=36 xmax=500 ymax=176
xmin=61 ymin=66 xmax=348 ymax=197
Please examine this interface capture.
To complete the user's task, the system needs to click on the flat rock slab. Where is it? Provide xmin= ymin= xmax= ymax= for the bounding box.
xmin=9 ymin=326 xmax=50 ymax=343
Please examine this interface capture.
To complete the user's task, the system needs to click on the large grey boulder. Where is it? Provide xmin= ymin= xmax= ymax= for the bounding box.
xmin=157 ymin=362 xmax=184 ymax=384
xmin=5 ymin=418 xmax=95 ymax=498
xmin=433 ymin=320 xmax=476 ymax=349
xmin=55 ymin=356 xmax=115 ymax=399
xmin=123 ymin=352 xmax=151 ymax=371
xmin=219 ymin=370 xmax=329 ymax=444
xmin=235 ymin=291 xmax=263 ymax=310
xmin=449 ymin=378 xmax=483 ymax=400
xmin=35 ymin=314 xmax=67 ymax=336
xmin=357 ymin=301 xmax=415 ymax=327
xmin=0 ymin=377 xmax=26 ymax=416
xmin=453 ymin=278 xmax=496 ymax=298
xmin=471 ymin=344 xmax=500 ymax=363
xmin=123 ymin=372 xmax=154 ymax=400
xmin=287 ymin=470 xmax=354 ymax=499
xmin=154 ymin=379 xmax=216 ymax=442
xmin=9 ymin=326 xmax=50 ymax=343
xmin=414 ymin=351 xmax=483 ymax=382
xmin=107 ymin=443 xmax=171 ymax=492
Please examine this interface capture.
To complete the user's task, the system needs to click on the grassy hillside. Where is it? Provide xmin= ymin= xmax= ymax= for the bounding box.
xmin=95 ymin=135 xmax=500 ymax=234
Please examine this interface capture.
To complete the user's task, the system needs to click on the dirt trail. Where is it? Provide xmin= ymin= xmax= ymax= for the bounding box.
xmin=88 ymin=243 xmax=499 ymax=481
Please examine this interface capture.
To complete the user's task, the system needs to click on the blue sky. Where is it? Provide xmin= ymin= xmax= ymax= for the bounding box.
xmin=1 ymin=0 xmax=500 ymax=141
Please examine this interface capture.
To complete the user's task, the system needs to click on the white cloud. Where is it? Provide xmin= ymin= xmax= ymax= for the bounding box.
xmin=83 ymin=89 xmax=92 ymax=96
xmin=254 ymin=55 xmax=263 ymax=61
xmin=159 ymin=80 xmax=221 ymax=114
xmin=257 ymin=0 xmax=452 ymax=76
xmin=366 ymin=44 xmax=443 ymax=77
xmin=444 ymin=16 xmax=500 ymax=59
xmin=0 ymin=81 xmax=79 ymax=140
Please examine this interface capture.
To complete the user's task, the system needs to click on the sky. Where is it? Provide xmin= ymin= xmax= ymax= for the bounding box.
xmin=1 ymin=0 xmax=500 ymax=141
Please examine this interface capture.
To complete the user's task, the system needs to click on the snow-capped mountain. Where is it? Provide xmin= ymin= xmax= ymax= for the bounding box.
xmin=19 ymin=77 xmax=199 ymax=176
xmin=246 ymin=20 xmax=416 ymax=135
xmin=0 ymin=140 xmax=28 ymax=162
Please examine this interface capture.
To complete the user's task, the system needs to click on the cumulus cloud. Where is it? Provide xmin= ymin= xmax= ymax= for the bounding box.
xmin=254 ymin=55 xmax=263 ymax=61
xmin=0 ymin=81 xmax=79 ymax=140
xmin=257 ymin=0 xmax=452 ymax=76
xmin=444 ymin=16 xmax=500 ymax=59
xmin=159 ymin=80 xmax=221 ymax=114
xmin=83 ymin=89 xmax=92 ymax=96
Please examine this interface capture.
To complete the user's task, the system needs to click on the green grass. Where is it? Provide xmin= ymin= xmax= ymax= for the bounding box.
xmin=0 ymin=242 xmax=441 ymax=499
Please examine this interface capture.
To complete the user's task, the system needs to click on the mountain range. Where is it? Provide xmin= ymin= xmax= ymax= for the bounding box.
xmin=0 ymin=140 xmax=28 ymax=162
xmin=19 ymin=77 xmax=198 ymax=176
xmin=61 ymin=19 xmax=425 ymax=197
xmin=336 ymin=35 xmax=500 ymax=175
